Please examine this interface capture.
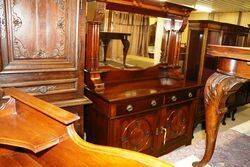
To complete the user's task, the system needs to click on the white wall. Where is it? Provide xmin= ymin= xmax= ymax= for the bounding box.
xmin=241 ymin=12 xmax=250 ymax=27
xmin=213 ymin=12 xmax=239 ymax=24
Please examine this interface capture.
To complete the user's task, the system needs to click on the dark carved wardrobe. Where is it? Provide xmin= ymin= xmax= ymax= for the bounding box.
xmin=0 ymin=0 xmax=90 ymax=137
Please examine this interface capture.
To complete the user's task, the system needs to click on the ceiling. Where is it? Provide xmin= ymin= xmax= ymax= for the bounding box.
xmin=166 ymin=0 xmax=250 ymax=12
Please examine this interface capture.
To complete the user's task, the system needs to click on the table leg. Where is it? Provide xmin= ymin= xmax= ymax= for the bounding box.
xmin=102 ymin=39 xmax=110 ymax=63
xmin=193 ymin=72 xmax=246 ymax=167
xmin=121 ymin=38 xmax=130 ymax=67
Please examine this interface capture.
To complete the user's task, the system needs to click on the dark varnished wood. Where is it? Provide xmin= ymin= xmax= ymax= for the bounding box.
xmin=95 ymin=0 xmax=193 ymax=19
xmin=193 ymin=45 xmax=250 ymax=167
xmin=0 ymin=0 xmax=91 ymax=136
xmin=84 ymin=0 xmax=198 ymax=156
xmin=85 ymin=0 xmax=194 ymax=90
xmin=85 ymin=78 xmax=200 ymax=156
xmin=0 ymin=88 xmax=172 ymax=167
xmin=0 ymin=88 xmax=3 ymax=107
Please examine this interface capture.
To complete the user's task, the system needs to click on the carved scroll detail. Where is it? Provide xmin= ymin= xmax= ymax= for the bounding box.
xmin=166 ymin=109 xmax=187 ymax=139
xmin=24 ymin=85 xmax=56 ymax=94
xmin=11 ymin=0 xmax=66 ymax=59
xmin=0 ymin=0 xmax=6 ymax=39
xmin=121 ymin=118 xmax=152 ymax=151
xmin=204 ymin=72 xmax=247 ymax=114
xmin=54 ymin=0 xmax=66 ymax=11
xmin=13 ymin=37 xmax=29 ymax=58
xmin=12 ymin=12 xmax=22 ymax=31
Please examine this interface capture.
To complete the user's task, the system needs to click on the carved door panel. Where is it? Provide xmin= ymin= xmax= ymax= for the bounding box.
xmin=0 ymin=0 xmax=85 ymax=98
xmin=111 ymin=111 xmax=158 ymax=154
xmin=157 ymin=103 xmax=190 ymax=148
xmin=1 ymin=0 xmax=79 ymax=71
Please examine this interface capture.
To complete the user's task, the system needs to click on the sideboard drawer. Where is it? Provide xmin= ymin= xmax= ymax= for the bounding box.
xmin=165 ymin=89 xmax=197 ymax=105
xmin=116 ymin=96 xmax=164 ymax=116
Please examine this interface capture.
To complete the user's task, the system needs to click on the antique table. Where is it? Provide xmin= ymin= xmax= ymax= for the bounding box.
xmin=100 ymin=32 xmax=131 ymax=67
xmin=193 ymin=44 xmax=250 ymax=167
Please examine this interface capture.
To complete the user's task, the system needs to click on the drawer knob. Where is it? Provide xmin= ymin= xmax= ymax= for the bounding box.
xmin=188 ymin=92 xmax=193 ymax=98
xmin=126 ymin=104 xmax=133 ymax=112
xmin=151 ymin=100 xmax=157 ymax=107
xmin=171 ymin=96 xmax=177 ymax=102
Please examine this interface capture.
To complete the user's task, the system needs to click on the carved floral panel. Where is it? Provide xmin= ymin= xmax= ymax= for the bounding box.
xmin=165 ymin=106 xmax=188 ymax=140
xmin=10 ymin=0 xmax=69 ymax=59
xmin=0 ymin=0 xmax=80 ymax=72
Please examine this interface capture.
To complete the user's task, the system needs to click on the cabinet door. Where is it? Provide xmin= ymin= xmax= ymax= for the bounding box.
xmin=111 ymin=111 xmax=158 ymax=155
xmin=0 ymin=0 xmax=85 ymax=101
xmin=157 ymin=102 xmax=193 ymax=149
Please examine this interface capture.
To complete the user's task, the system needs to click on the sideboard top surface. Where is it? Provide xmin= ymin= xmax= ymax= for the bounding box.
xmin=88 ymin=79 xmax=200 ymax=102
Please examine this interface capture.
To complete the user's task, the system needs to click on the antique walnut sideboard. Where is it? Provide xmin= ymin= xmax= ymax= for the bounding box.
xmin=0 ymin=0 xmax=90 ymax=136
xmin=0 ymin=87 xmax=172 ymax=167
xmin=84 ymin=0 xmax=201 ymax=156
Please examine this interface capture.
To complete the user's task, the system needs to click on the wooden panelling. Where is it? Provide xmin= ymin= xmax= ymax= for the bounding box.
xmin=1 ymin=0 xmax=79 ymax=73
xmin=0 ymin=0 xmax=89 ymax=136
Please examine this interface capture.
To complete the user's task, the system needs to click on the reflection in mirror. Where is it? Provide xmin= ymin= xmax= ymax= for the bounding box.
xmin=99 ymin=10 xmax=186 ymax=70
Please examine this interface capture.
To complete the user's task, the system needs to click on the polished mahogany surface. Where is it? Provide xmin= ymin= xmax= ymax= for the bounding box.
xmin=193 ymin=45 xmax=250 ymax=167
xmin=93 ymin=78 xmax=199 ymax=102
xmin=85 ymin=78 xmax=200 ymax=156
xmin=95 ymin=0 xmax=193 ymax=19
xmin=84 ymin=0 xmax=198 ymax=156
xmin=0 ymin=88 xmax=172 ymax=167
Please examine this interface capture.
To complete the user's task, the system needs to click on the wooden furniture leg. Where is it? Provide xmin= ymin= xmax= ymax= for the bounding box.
xmin=102 ymin=39 xmax=111 ymax=63
xmin=193 ymin=72 xmax=247 ymax=167
xmin=122 ymin=37 xmax=130 ymax=67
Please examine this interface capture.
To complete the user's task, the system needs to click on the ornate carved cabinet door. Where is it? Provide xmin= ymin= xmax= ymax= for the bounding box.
xmin=0 ymin=0 xmax=87 ymax=136
xmin=157 ymin=102 xmax=194 ymax=153
xmin=111 ymin=111 xmax=158 ymax=155
xmin=0 ymin=0 xmax=85 ymax=100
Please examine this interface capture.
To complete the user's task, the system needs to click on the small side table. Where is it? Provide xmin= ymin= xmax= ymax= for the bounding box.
xmin=193 ymin=44 xmax=250 ymax=167
xmin=100 ymin=32 xmax=131 ymax=67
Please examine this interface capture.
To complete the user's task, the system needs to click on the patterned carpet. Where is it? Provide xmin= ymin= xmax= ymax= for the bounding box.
xmin=160 ymin=121 xmax=250 ymax=167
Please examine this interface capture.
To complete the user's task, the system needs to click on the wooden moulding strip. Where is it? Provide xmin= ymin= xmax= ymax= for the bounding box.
xmin=4 ymin=88 xmax=80 ymax=125
xmin=52 ymin=97 xmax=92 ymax=108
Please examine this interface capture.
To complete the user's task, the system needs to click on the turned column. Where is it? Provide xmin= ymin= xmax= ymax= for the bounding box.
xmin=85 ymin=21 xmax=101 ymax=71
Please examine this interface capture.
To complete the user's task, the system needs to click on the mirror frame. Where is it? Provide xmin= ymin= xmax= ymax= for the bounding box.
xmin=85 ymin=0 xmax=194 ymax=92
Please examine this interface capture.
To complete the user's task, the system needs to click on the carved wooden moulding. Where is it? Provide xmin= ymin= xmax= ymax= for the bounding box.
xmin=92 ymin=0 xmax=193 ymax=19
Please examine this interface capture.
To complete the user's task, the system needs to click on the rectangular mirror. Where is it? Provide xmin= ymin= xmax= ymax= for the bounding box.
xmin=98 ymin=10 xmax=186 ymax=70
